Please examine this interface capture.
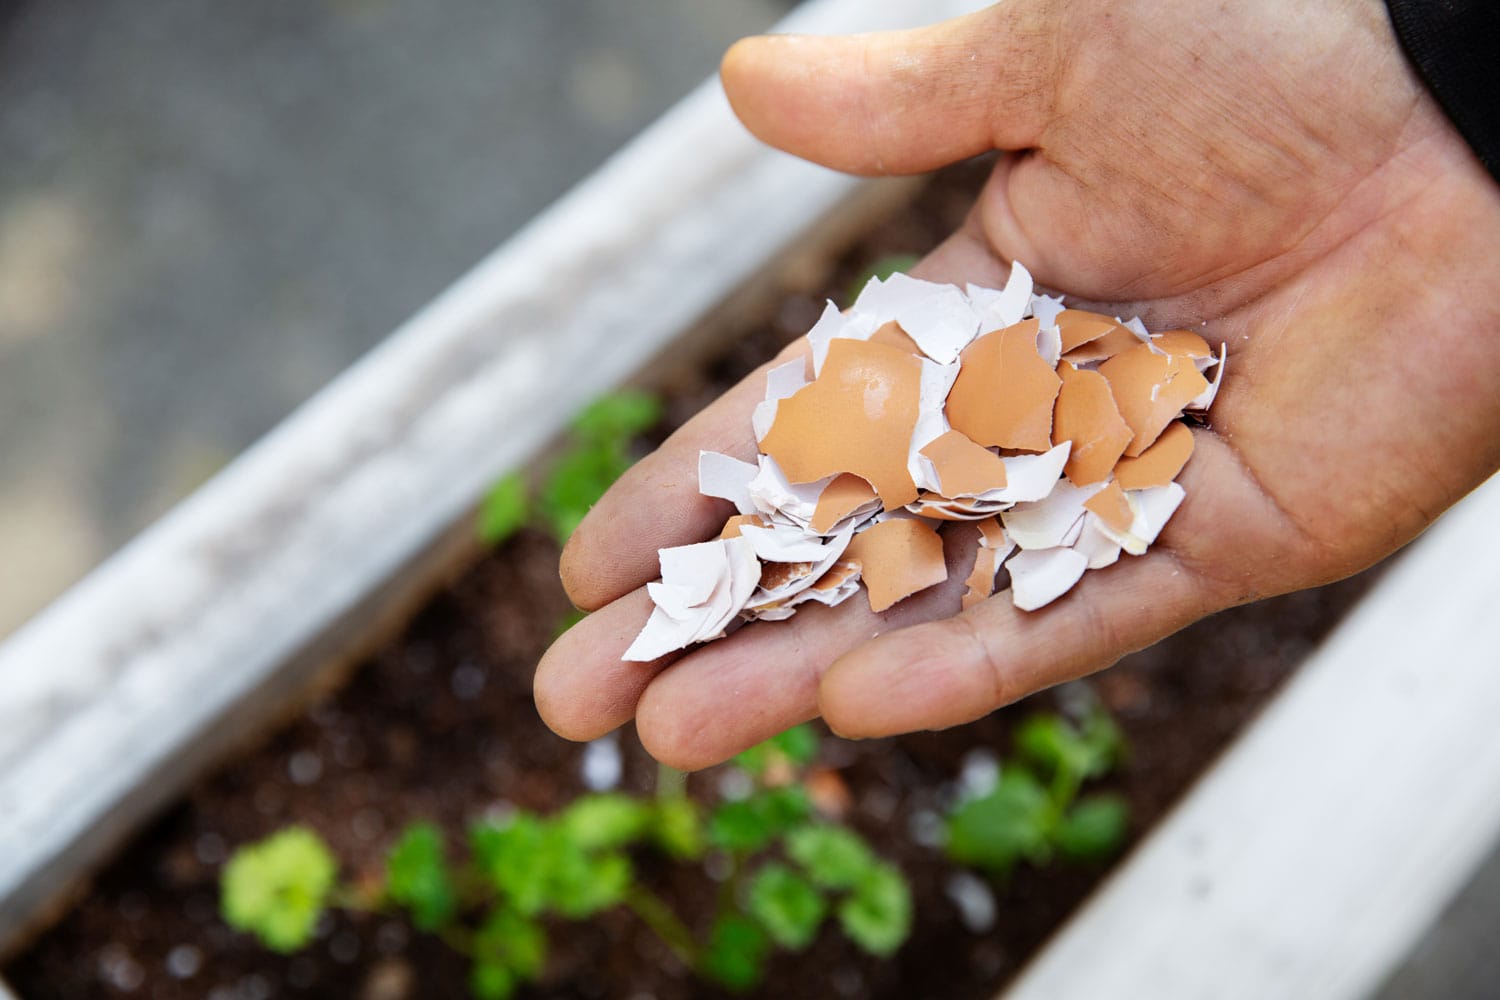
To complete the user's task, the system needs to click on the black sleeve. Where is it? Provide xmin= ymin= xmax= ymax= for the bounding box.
xmin=1383 ymin=0 xmax=1500 ymax=182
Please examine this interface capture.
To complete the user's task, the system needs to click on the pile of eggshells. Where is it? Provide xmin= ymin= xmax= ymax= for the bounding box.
xmin=624 ymin=262 xmax=1224 ymax=661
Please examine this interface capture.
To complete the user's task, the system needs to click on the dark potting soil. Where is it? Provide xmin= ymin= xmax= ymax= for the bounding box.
xmin=6 ymin=161 xmax=1385 ymax=1000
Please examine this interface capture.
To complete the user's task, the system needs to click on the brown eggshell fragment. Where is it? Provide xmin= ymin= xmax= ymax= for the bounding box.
xmin=919 ymin=429 xmax=1008 ymax=495
xmin=810 ymin=558 xmax=860 ymax=592
xmin=844 ymin=518 xmax=947 ymax=613
xmin=1055 ymin=309 xmax=1121 ymax=353
xmin=962 ymin=546 xmax=999 ymax=610
xmin=760 ymin=338 xmax=922 ymax=508
xmin=975 ymin=515 xmax=1007 ymax=549
xmin=1113 ymin=421 xmax=1195 ymax=490
xmin=1083 ymin=481 xmax=1135 ymax=534
xmin=811 ymin=474 xmax=879 ymax=533
xmin=1051 ymin=362 xmax=1134 ymax=486
xmin=868 ymin=320 xmax=923 ymax=356
xmin=1151 ymin=329 xmax=1214 ymax=359
xmin=1099 ymin=342 xmax=1210 ymax=457
xmin=719 ymin=514 xmax=769 ymax=539
xmin=947 ymin=319 xmax=1062 ymax=452
xmin=1062 ymin=325 xmax=1144 ymax=365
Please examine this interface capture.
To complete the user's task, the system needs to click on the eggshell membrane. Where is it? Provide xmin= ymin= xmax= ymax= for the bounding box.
xmin=907 ymin=496 xmax=1007 ymax=521
xmin=1114 ymin=421 xmax=1196 ymax=490
xmin=1062 ymin=325 xmax=1144 ymax=365
xmin=719 ymin=513 xmax=769 ymax=539
xmin=844 ymin=517 xmax=947 ymax=613
xmin=759 ymin=338 xmax=922 ymax=508
xmin=947 ymin=319 xmax=1062 ymax=453
xmin=1151 ymin=329 xmax=1214 ymax=359
xmin=868 ymin=319 xmax=924 ymax=356
xmin=918 ymin=429 xmax=1009 ymax=495
xmin=1098 ymin=342 xmax=1210 ymax=457
xmin=1051 ymin=362 xmax=1134 ymax=486
xmin=1083 ymin=481 xmax=1134 ymax=534
xmin=1055 ymin=309 xmax=1121 ymax=352
xmin=962 ymin=546 xmax=1000 ymax=610
xmin=810 ymin=473 xmax=879 ymax=533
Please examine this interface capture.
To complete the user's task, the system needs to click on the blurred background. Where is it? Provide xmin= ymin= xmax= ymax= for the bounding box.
xmin=0 ymin=0 xmax=793 ymax=638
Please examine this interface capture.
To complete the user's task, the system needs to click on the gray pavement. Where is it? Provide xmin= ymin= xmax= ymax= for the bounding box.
xmin=0 ymin=0 xmax=789 ymax=636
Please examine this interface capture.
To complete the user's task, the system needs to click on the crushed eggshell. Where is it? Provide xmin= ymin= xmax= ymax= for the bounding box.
xmin=844 ymin=517 xmax=948 ymax=613
xmin=622 ymin=263 xmax=1224 ymax=660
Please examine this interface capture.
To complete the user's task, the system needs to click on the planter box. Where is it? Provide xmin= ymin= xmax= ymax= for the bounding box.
xmin=2 ymin=0 xmax=1497 ymax=994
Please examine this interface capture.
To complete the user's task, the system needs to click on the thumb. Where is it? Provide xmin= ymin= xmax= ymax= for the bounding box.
xmin=720 ymin=2 xmax=1060 ymax=176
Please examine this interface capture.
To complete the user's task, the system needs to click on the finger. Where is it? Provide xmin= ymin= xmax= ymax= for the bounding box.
xmin=721 ymin=2 xmax=1060 ymax=176
xmin=561 ymin=226 xmax=1006 ymax=612
xmin=817 ymin=432 xmax=1287 ymax=737
xmin=634 ymin=523 xmax=977 ymax=770
xmin=560 ymin=346 xmax=801 ymax=611
xmin=533 ymin=588 xmax=683 ymax=742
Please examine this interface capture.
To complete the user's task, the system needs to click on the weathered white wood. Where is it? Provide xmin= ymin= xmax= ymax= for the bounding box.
xmin=0 ymin=0 xmax=987 ymax=953
xmin=1002 ymin=472 xmax=1500 ymax=1000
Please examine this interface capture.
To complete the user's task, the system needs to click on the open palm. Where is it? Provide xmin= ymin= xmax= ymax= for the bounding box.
xmin=536 ymin=0 xmax=1500 ymax=768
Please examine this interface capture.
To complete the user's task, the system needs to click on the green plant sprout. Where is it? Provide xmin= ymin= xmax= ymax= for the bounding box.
xmin=221 ymin=726 xmax=911 ymax=997
xmin=943 ymin=705 xmax=1130 ymax=877
xmin=844 ymin=252 xmax=920 ymax=307
xmin=477 ymin=389 xmax=663 ymax=548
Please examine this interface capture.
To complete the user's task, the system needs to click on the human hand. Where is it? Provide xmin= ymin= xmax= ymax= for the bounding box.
xmin=535 ymin=0 xmax=1500 ymax=768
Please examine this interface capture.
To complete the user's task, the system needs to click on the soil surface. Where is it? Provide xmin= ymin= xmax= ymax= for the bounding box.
xmin=6 ymin=162 xmax=1384 ymax=1000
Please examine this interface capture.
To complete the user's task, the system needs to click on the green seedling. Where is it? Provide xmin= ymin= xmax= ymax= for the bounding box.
xmin=944 ymin=705 xmax=1130 ymax=877
xmin=845 ymin=252 xmax=920 ymax=306
xmin=477 ymin=389 xmax=663 ymax=547
xmin=221 ymin=725 xmax=911 ymax=997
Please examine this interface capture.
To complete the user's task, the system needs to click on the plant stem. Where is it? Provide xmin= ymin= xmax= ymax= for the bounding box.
xmin=656 ymin=762 xmax=687 ymax=801
xmin=625 ymin=885 xmax=699 ymax=966
xmin=1047 ymin=758 xmax=1084 ymax=828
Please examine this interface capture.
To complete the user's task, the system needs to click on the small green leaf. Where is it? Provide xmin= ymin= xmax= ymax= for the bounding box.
xmin=477 ymin=473 xmax=528 ymax=545
xmin=470 ymin=959 xmax=516 ymax=1000
xmin=554 ymin=608 xmax=586 ymax=638
xmin=471 ymin=815 xmax=551 ymax=916
xmin=708 ymin=800 xmax=775 ymax=854
xmin=759 ymin=785 xmax=812 ymax=831
xmin=473 ymin=907 xmax=548 ymax=982
xmin=837 ymin=862 xmax=912 ymax=957
xmin=944 ymin=768 xmax=1053 ymax=875
xmin=701 ymin=913 xmax=771 ymax=992
xmin=747 ymin=863 xmax=826 ymax=951
xmin=385 ymin=822 xmax=456 ymax=931
xmin=845 ymin=253 xmax=920 ymax=307
xmin=220 ymin=827 xmax=337 ymax=953
xmin=652 ymin=796 xmax=705 ymax=860
xmin=1057 ymin=793 xmax=1130 ymax=861
xmin=734 ymin=724 xmax=820 ymax=778
xmin=571 ymin=390 xmax=662 ymax=442
xmin=1078 ymin=709 xmax=1126 ymax=778
xmin=770 ymin=725 xmax=819 ymax=766
xmin=540 ymin=442 xmax=625 ymax=544
xmin=785 ymin=824 xmax=877 ymax=891
xmin=546 ymin=845 xmax=632 ymax=918
xmin=708 ymin=787 xmax=811 ymax=854
xmin=557 ymin=794 xmax=652 ymax=852
xmin=1015 ymin=710 xmax=1122 ymax=781
xmin=1013 ymin=714 xmax=1079 ymax=776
